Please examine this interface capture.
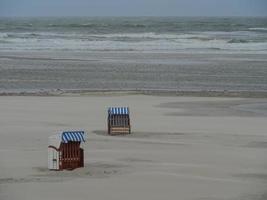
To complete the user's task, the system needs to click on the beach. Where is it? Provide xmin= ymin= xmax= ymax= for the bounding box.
xmin=0 ymin=16 xmax=267 ymax=199
xmin=0 ymin=94 xmax=267 ymax=200
xmin=0 ymin=50 xmax=267 ymax=94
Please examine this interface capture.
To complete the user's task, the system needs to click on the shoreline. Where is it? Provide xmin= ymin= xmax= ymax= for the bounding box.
xmin=1 ymin=89 xmax=267 ymax=98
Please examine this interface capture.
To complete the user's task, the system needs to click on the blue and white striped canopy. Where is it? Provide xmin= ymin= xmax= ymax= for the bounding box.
xmin=108 ymin=107 xmax=129 ymax=115
xmin=61 ymin=131 xmax=85 ymax=143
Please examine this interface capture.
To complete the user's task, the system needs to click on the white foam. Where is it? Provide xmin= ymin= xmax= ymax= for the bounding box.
xmin=249 ymin=27 xmax=267 ymax=31
xmin=0 ymin=33 xmax=9 ymax=38
xmin=0 ymin=31 xmax=266 ymax=53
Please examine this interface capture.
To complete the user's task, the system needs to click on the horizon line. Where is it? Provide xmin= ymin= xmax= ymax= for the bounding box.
xmin=1 ymin=15 xmax=267 ymax=18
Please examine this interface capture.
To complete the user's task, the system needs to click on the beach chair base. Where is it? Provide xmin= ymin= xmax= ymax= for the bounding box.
xmin=109 ymin=127 xmax=131 ymax=135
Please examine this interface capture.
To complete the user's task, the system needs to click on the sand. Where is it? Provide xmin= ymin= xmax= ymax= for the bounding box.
xmin=1 ymin=50 xmax=267 ymax=93
xmin=0 ymin=94 xmax=267 ymax=200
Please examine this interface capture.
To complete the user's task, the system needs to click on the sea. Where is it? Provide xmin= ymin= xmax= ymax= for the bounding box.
xmin=1 ymin=17 xmax=267 ymax=52
xmin=0 ymin=17 xmax=267 ymax=94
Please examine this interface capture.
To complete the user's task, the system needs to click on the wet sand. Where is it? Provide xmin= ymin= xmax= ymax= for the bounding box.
xmin=0 ymin=94 xmax=267 ymax=200
xmin=1 ymin=50 xmax=267 ymax=93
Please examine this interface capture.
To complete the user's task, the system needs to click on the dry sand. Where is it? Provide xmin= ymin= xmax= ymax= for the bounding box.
xmin=0 ymin=94 xmax=267 ymax=200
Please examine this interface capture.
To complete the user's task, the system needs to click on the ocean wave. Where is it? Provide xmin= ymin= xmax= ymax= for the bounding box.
xmin=5 ymin=33 xmax=42 ymax=39
xmin=228 ymin=39 xmax=250 ymax=44
xmin=23 ymin=23 xmax=33 ymax=27
xmin=0 ymin=33 xmax=9 ymax=38
xmin=121 ymin=23 xmax=147 ymax=28
xmin=249 ymin=27 xmax=267 ymax=31
xmin=47 ymin=23 xmax=143 ymax=28
xmin=1 ymin=30 xmax=266 ymax=41
xmin=2 ymin=32 xmax=71 ymax=40
xmin=46 ymin=22 xmax=148 ymax=29
xmin=0 ymin=31 xmax=266 ymax=53
xmin=187 ymin=36 xmax=215 ymax=41
xmin=0 ymin=31 xmax=225 ymax=42
xmin=0 ymin=39 xmax=12 ymax=44
xmin=86 ymin=33 xmax=206 ymax=41
xmin=48 ymin=23 xmax=100 ymax=28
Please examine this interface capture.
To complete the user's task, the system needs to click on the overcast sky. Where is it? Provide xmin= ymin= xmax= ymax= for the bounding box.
xmin=0 ymin=0 xmax=266 ymax=17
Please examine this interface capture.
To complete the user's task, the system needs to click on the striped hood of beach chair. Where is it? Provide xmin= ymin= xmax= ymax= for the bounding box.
xmin=108 ymin=107 xmax=129 ymax=115
xmin=61 ymin=131 xmax=85 ymax=143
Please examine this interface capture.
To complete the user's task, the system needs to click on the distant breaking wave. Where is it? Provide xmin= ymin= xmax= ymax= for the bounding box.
xmin=228 ymin=39 xmax=250 ymax=44
xmin=249 ymin=27 xmax=267 ymax=31
xmin=1 ymin=31 xmax=267 ymax=52
xmin=48 ymin=23 xmax=100 ymax=28
xmin=47 ymin=23 xmax=147 ymax=28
